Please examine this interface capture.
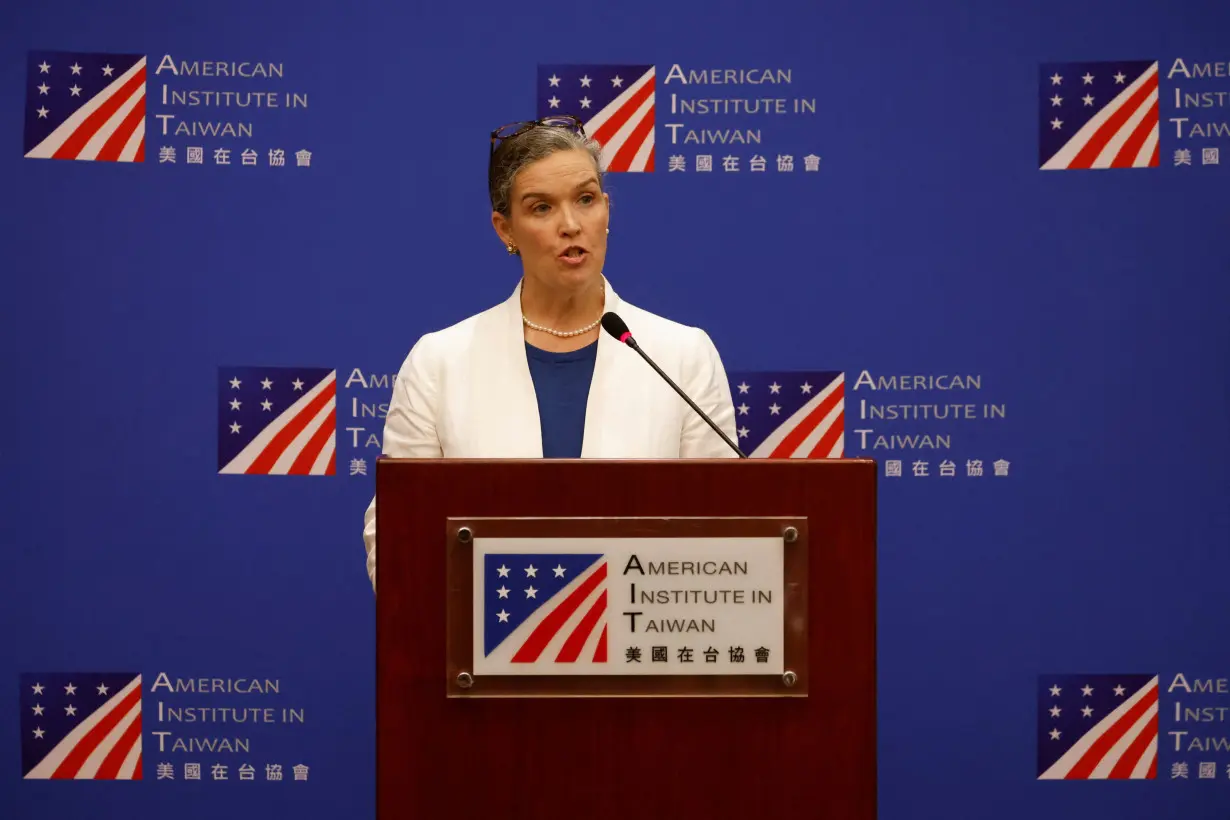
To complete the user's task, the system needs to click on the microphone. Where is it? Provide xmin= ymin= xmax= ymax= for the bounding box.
xmin=601 ymin=312 xmax=747 ymax=459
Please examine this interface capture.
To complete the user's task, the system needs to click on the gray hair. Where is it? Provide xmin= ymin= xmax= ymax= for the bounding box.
xmin=488 ymin=125 xmax=604 ymax=217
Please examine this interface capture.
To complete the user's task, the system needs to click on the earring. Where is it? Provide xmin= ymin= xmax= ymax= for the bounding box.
xmin=506 ymin=243 xmax=518 ymax=255
xmin=606 ymin=228 xmax=610 ymax=234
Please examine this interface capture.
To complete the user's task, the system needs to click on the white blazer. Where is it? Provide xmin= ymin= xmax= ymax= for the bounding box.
xmin=361 ymin=276 xmax=739 ymax=589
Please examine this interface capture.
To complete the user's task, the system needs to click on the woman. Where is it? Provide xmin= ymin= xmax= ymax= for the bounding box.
xmin=361 ymin=115 xmax=738 ymax=589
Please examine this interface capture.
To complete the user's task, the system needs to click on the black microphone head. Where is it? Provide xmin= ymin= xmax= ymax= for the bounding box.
xmin=601 ymin=312 xmax=633 ymax=343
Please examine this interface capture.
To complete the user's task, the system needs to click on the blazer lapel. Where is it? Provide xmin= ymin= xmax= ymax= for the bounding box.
xmin=581 ymin=277 xmax=625 ymax=458
xmin=471 ymin=280 xmax=543 ymax=457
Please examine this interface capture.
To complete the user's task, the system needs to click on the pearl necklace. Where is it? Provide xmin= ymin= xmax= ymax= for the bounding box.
xmin=521 ymin=282 xmax=604 ymax=338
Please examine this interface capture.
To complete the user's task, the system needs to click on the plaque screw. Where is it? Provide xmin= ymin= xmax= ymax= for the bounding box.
xmin=782 ymin=670 xmax=798 ymax=687
xmin=456 ymin=672 xmax=474 ymax=689
xmin=783 ymin=526 xmax=798 ymax=544
xmin=457 ymin=527 xmax=473 ymax=544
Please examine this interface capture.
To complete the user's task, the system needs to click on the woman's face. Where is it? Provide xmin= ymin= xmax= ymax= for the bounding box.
xmin=493 ymin=149 xmax=609 ymax=292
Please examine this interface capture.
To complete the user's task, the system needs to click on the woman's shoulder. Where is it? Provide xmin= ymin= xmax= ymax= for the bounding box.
xmin=617 ymin=299 xmax=718 ymax=357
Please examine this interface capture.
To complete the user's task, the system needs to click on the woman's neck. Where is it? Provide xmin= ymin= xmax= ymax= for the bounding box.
xmin=520 ymin=275 xmax=605 ymax=352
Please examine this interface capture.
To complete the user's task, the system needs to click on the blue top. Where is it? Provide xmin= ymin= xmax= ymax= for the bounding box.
xmin=525 ymin=340 xmax=598 ymax=458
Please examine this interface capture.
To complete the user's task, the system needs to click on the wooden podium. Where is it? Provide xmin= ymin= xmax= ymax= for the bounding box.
xmin=376 ymin=458 xmax=876 ymax=820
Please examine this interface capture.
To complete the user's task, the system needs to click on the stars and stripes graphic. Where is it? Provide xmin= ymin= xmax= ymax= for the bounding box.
xmin=218 ymin=367 xmax=337 ymax=476
xmin=539 ymin=65 xmax=655 ymax=172
xmin=726 ymin=371 xmax=845 ymax=458
xmin=24 ymin=51 xmax=146 ymax=162
xmin=20 ymin=673 xmax=143 ymax=780
xmin=482 ymin=553 xmax=609 ymax=665
xmin=1037 ymin=674 xmax=1158 ymax=779
xmin=1039 ymin=60 xmax=1159 ymax=170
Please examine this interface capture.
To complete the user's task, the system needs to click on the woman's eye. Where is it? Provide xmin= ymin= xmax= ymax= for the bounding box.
xmin=579 ymin=194 xmax=594 ymax=204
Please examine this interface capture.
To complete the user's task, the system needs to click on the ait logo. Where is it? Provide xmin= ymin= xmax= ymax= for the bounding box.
xmin=1038 ymin=674 xmax=1159 ymax=779
xmin=20 ymin=673 xmax=143 ymax=780
xmin=24 ymin=51 xmax=147 ymax=162
xmin=725 ymin=371 xmax=845 ymax=458
xmin=539 ymin=64 xmax=655 ymax=172
xmin=482 ymin=553 xmax=609 ymax=664
xmin=218 ymin=367 xmax=337 ymax=476
xmin=1039 ymin=60 xmax=1159 ymax=170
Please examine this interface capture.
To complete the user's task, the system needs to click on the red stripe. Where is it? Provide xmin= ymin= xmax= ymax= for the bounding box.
xmin=1110 ymin=101 xmax=1157 ymax=168
xmin=136 ymin=137 xmax=144 ymax=163
xmin=246 ymin=380 xmax=336 ymax=474
xmin=288 ymin=407 xmax=336 ymax=475
xmin=1107 ymin=717 xmax=1156 ymax=778
xmin=806 ymin=410 xmax=844 ymax=458
xmin=646 ymin=146 xmax=654 ymax=172
xmin=1148 ymin=139 xmax=1159 ymax=167
xmin=51 ymin=685 xmax=141 ymax=778
xmin=592 ymin=624 xmax=607 ymax=662
xmin=1147 ymin=754 xmax=1156 ymax=779
xmin=609 ymin=104 xmax=654 ymax=172
xmin=555 ymin=590 xmax=606 ymax=662
xmin=326 ymin=449 xmax=336 ymax=475
xmin=1068 ymin=71 xmax=1158 ymax=169
xmin=53 ymin=66 xmax=146 ymax=160
xmin=1066 ymin=685 xmax=1158 ymax=779
xmin=512 ymin=563 xmax=607 ymax=662
xmin=95 ymin=709 xmax=141 ymax=779
xmin=770 ymin=382 xmax=844 ymax=458
xmin=592 ymin=75 xmax=654 ymax=149
xmin=97 ymin=92 xmax=145 ymax=162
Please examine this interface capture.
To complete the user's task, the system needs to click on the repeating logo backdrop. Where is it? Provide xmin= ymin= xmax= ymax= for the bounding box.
xmin=3 ymin=1 xmax=1229 ymax=818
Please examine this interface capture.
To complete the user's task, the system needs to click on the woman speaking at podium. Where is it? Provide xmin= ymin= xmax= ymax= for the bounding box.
xmin=361 ymin=115 xmax=739 ymax=590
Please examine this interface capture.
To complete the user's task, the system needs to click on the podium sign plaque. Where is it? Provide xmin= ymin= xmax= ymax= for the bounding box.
xmin=446 ymin=516 xmax=807 ymax=697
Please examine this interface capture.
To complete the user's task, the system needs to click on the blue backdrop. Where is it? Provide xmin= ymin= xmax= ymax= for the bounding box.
xmin=3 ymin=0 xmax=1229 ymax=817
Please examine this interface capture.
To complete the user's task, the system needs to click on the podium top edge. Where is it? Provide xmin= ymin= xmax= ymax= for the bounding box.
xmin=374 ymin=458 xmax=877 ymax=466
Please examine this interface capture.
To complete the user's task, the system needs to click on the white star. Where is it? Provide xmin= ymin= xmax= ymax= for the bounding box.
xmin=33 ymin=727 xmax=45 ymax=739
xmin=496 ymin=609 xmax=509 ymax=623
xmin=38 ymin=61 xmax=50 ymax=74
xmin=36 ymin=107 xmax=48 ymax=119
xmin=579 ymin=75 xmax=592 ymax=87
xmin=1049 ymin=728 xmax=1061 ymax=740
xmin=1050 ymin=117 xmax=1063 ymax=130
xmin=1113 ymin=685 xmax=1126 ymax=696
xmin=769 ymin=382 xmax=781 ymax=394
xmin=229 ymin=377 xmax=241 ymax=389
xmin=1050 ymin=73 xmax=1063 ymax=85
xmin=229 ymin=422 xmax=241 ymax=434
xmin=1050 ymin=94 xmax=1062 ymax=106
xmin=737 ymin=403 xmax=749 ymax=415
xmin=612 ymin=76 xmax=623 ymax=87
xmin=1082 ymin=94 xmax=1094 ymax=106
xmin=548 ymin=74 xmax=560 ymax=87
xmin=1082 ymin=72 xmax=1094 ymax=85
xmin=291 ymin=378 xmax=304 ymax=390
xmin=1049 ymin=705 xmax=1061 ymax=717
xmin=547 ymin=96 xmax=560 ymax=109
xmin=553 ymin=565 xmax=566 ymax=578
xmin=261 ymin=399 xmax=273 ymax=411
xmin=800 ymin=382 xmax=813 ymax=394
xmin=32 ymin=704 xmax=44 ymax=716
xmin=64 ymin=683 xmax=76 ymax=696
xmin=525 ymin=586 xmax=538 ymax=598
xmin=769 ymin=404 xmax=781 ymax=415
xmin=497 ymin=564 xmax=510 ymax=578
xmin=70 ymin=63 xmax=82 ymax=75
xmin=1113 ymin=72 xmax=1126 ymax=84
xmin=737 ymin=426 xmax=749 ymax=439
xmin=37 ymin=83 xmax=49 ymax=95
xmin=496 ymin=585 xmax=509 ymax=599
xmin=31 ymin=683 xmax=44 ymax=695
xmin=69 ymin=85 xmax=81 ymax=97
xmin=1081 ymin=706 xmax=1094 ymax=717
xmin=579 ymin=97 xmax=592 ymax=109
xmin=260 ymin=378 xmax=273 ymax=390
xmin=525 ymin=565 xmax=537 ymax=578
xmin=102 ymin=64 xmax=114 ymax=77
xmin=737 ymin=382 xmax=750 ymax=394
xmin=65 ymin=704 xmax=77 ymax=716
xmin=1049 ymin=685 xmax=1061 ymax=696
xmin=1081 ymin=685 xmax=1093 ymax=696
xmin=96 ymin=683 xmax=109 ymax=695
xmin=229 ymin=399 xmax=241 ymax=410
